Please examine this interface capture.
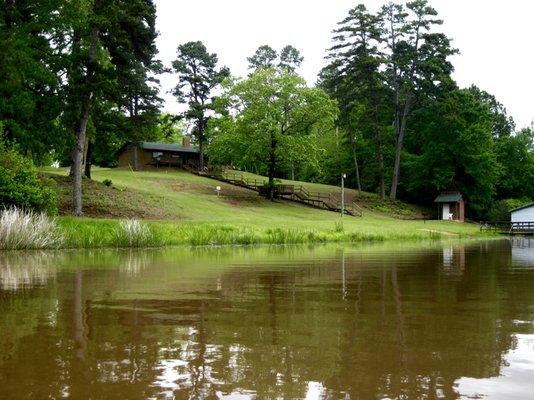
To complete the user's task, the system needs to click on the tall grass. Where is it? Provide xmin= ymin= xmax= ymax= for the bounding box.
xmin=113 ymin=219 xmax=154 ymax=247
xmin=4 ymin=214 xmax=486 ymax=251
xmin=0 ymin=207 xmax=63 ymax=250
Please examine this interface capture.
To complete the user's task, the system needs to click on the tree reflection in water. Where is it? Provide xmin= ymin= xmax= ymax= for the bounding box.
xmin=0 ymin=240 xmax=533 ymax=399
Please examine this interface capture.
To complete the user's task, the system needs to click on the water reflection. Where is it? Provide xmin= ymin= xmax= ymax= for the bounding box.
xmin=511 ymin=237 xmax=534 ymax=267
xmin=0 ymin=240 xmax=534 ymax=399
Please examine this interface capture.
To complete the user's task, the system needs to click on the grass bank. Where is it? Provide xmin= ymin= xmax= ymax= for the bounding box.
xmin=22 ymin=167 xmax=496 ymax=250
xmin=57 ymin=217 xmax=492 ymax=249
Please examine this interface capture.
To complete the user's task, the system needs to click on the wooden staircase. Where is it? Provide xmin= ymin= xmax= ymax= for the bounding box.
xmin=204 ymin=171 xmax=363 ymax=217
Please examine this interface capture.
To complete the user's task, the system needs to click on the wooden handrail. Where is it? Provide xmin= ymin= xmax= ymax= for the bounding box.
xmin=214 ymin=170 xmax=363 ymax=216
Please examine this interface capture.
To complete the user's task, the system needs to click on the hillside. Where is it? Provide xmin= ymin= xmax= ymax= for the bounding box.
xmin=43 ymin=167 xmax=484 ymax=241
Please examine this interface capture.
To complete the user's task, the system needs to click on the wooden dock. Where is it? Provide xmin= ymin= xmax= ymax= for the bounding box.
xmin=480 ymin=221 xmax=534 ymax=235
xmin=202 ymin=171 xmax=363 ymax=217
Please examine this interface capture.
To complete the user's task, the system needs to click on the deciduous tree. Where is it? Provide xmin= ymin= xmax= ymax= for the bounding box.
xmin=209 ymin=69 xmax=338 ymax=200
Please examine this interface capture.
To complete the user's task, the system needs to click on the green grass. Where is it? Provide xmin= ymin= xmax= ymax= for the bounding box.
xmin=235 ymin=170 xmax=427 ymax=217
xmin=40 ymin=166 xmax=494 ymax=249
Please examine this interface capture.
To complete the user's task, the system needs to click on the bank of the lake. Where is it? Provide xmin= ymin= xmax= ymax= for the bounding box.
xmin=55 ymin=217 xmax=493 ymax=249
xmin=30 ymin=167 xmax=495 ymax=249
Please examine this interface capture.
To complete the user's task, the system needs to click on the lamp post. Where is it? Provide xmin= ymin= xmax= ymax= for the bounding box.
xmin=341 ymin=173 xmax=346 ymax=218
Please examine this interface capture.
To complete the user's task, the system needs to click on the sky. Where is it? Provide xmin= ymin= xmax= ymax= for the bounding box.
xmin=154 ymin=0 xmax=534 ymax=129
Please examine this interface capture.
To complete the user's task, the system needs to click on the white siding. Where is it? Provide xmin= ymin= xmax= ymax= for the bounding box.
xmin=511 ymin=206 xmax=534 ymax=223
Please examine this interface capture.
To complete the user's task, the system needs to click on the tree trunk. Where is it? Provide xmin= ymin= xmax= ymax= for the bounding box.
xmin=268 ymin=133 xmax=277 ymax=201
xmin=74 ymin=270 xmax=86 ymax=360
xmin=72 ymin=25 xmax=98 ymax=216
xmin=389 ymin=92 xmax=413 ymax=200
xmin=349 ymin=132 xmax=361 ymax=194
xmin=84 ymin=141 xmax=93 ymax=179
xmin=377 ymin=144 xmax=385 ymax=200
xmin=199 ymin=139 xmax=204 ymax=172
xmin=72 ymin=94 xmax=91 ymax=216
xmin=198 ymin=117 xmax=206 ymax=172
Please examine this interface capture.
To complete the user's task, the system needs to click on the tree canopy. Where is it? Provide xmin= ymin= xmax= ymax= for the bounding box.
xmin=209 ymin=69 xmax=338 ymax=199
xmin=172 ymin=41 xmax=230 ymax=170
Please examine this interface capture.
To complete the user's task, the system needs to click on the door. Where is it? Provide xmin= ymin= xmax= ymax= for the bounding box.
xmin=442 ymin=203 xmax=450 ymax=220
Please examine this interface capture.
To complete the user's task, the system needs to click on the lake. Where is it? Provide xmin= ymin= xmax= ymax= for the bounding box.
xmin=1 ymin=239 xmax=534 ymax=399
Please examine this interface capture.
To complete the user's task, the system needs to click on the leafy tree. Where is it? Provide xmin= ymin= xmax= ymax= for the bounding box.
xmin=468 ymin=85 xmax=515 ymax=139
xmin=0 ymin=139 xmax=57 ymax=214
xmin=380 ymin=0 xmax=457 ymax=200
xmin=0 ymin=0 xmax=66 ymax=163
xmin=209 ymin=69 xmax=338 ymax=200
xmin=172 ymin=41 xmax=230 ymax=171
xmin=154 ymin=113 xmax=185 ymax=144
xmin=404 ymin=89 xmax=499 ymax=217
xmin=495 ymin=127 xmax=534 ymax=200
xmin=63 ymin=0 xmax=161 ymax=215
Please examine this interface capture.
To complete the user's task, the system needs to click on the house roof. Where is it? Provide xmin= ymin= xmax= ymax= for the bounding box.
xmin=140 ymin=141 xmax=199 ymax=153
xmin=510 ymin=202 xmax=534 ymax=213
xmin=434 ymin=193 xmax=463 ymax=203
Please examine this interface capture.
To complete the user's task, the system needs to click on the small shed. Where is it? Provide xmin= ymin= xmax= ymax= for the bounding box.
xmin=510 ymin=203 xmax=534 ymax=223
xmin=117 ymin=139 xmax=200 ymax=170
xmin=434 ymin=192 xmax=465 ymax=222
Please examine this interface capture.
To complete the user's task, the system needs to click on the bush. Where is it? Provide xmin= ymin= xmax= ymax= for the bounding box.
xmin=103 ymin=179 xmax=112 ymax=187
xmin=487 ymin=198 xmax=532 ymax=222
xmin=0 ymin=145 xmax=57 ymax=213
xmin=0 ymin=207 xmax=64 ymax=250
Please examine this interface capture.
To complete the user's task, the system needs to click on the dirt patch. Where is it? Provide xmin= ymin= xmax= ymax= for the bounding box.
xmin=419 ymin=229 xmax=459 ymax=237
xmin=46 ymin=174 xmax=183 ymax=220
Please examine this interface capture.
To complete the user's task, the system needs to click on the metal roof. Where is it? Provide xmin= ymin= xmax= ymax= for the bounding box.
xmin=140 ymin=141 xmax=199 ymax=153
xmin=510 ymin=202 xmax=534 ymax=213
xmin=434 ymin=193 xmax=462 ymax=203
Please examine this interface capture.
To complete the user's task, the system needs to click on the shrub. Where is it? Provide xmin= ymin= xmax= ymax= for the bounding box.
xmin=334 ymin=220 xmax=344 ymax=232
xmin=0 ymin=207 xmax=64 ymax=250
xmin=0 ymin=145 xmax=57 ymax=213
xmin=114 ymin=219 xmax=153 ymax=247
xmin=103 ymin=179 xmax=112 ymax=187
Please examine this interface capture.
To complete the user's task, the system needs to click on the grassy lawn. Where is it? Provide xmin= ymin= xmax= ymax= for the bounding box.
xmin=40 ymin=167 xmax=492 ymax=248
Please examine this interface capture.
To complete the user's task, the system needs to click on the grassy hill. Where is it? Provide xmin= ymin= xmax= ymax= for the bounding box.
xmin=42 ymin=167 xmax=490 ymax=247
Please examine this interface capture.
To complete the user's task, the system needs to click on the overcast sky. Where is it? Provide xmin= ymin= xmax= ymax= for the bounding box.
xmin=155 ymin=0 xmax=533 ymax=129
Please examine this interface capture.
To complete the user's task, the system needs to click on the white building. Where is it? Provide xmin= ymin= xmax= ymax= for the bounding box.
xmin=510 ymin=203 xmax=534 ymax=223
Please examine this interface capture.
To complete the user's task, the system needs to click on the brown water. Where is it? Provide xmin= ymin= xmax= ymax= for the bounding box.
xmin=1 ymin=239 xmax=534 ymax=399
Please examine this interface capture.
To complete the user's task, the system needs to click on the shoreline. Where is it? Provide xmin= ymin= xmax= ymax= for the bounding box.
xmin=2 ymin=217 xmax=497 ymax=251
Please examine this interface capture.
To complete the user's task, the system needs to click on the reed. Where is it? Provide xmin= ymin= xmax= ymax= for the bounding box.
xmin=113 ymin=219 xmax=154 ymax=248
xmin=0 ymin=207 xmax=63 ymax=250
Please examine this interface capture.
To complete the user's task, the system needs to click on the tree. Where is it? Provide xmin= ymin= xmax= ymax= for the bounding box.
xmin=248 ymin=45 xmax=304 ymax=74
xmin=103 ymin=0 xmax=162 ymax=172
xmin=172 ymin=41 xmax=229 ymax=171
xmin=404 ymin=89 xmax=500 ymax=217
xmin=63 ymin=0 xmax=161 ymax=215
xmin=0 ymin=0 xmax=66 ymax=163
xmin=495 ymin=127 xmax=534 ymax=200
xmin=209 ymin=69 xmax=338 ymax=200
xmin=278 ymin=45 xmax=304 ymax=73
xmin=68 ymin=2 xmax=100 ymax=216
xmin=247 ymin=45 xmax=278 ymax=71
xmin=468 ymin=85 xmax=515 ymax=139
xmin=321 ymin=4 xmax=390 ymax=198
xmin=380 ymin=0 xmax=457 ymax=200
